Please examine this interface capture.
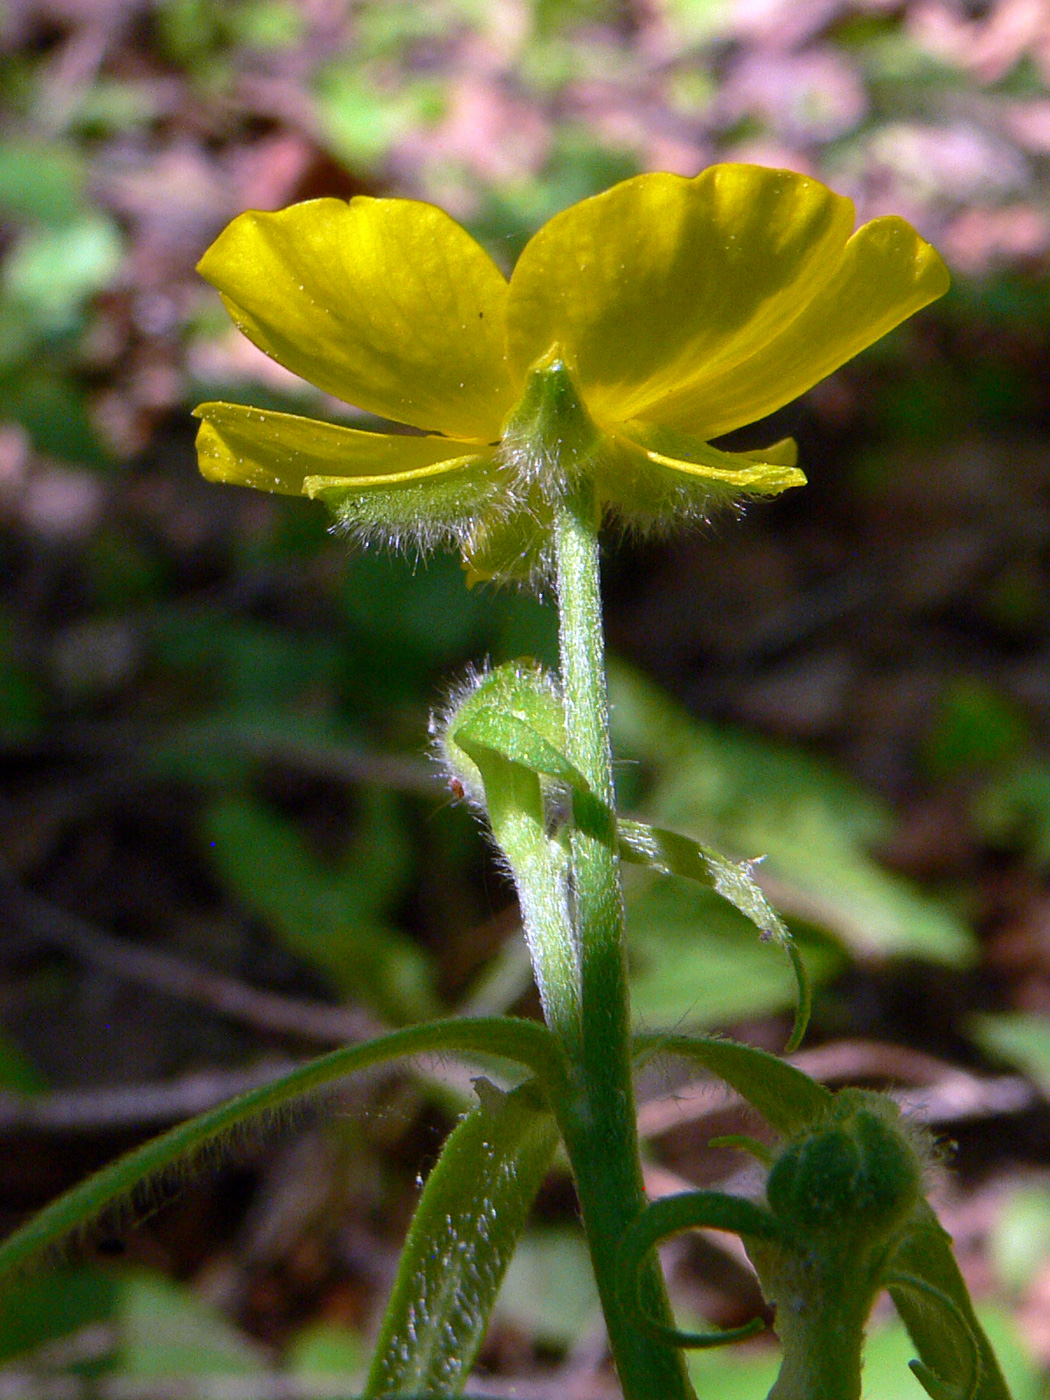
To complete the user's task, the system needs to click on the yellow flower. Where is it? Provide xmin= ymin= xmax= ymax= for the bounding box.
xmin=194 ymin=164 xmax=948 ymax=582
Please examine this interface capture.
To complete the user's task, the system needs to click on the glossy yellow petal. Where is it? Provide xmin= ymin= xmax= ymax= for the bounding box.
xmin=198 ymin=198 xmax=517 ymax=440
xmin=649 ymin=216 xmax=950 ymax=438
xmin=596 ymin=421 xmax=805 ymax=524
xmin=505 ymin=165 xmax=854 ymax=425
xmin=194 ymin=401 xmax=485 ymax=494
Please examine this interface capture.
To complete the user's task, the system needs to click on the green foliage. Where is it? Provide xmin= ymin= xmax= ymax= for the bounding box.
xmin=626 ymin=884 xmax=836 ymax=1032
xmin=202 ymin=791 xmax=435 ymax=1022
xmin=610 ymin=662 xmax=974 ymax=966
xmin=0 ymin=142 xmax=86 ymax=225
xmin=284 ymin=1319 xmax=369 ymax=1382
xmin=0 ymin=1030 xmax=47 ymax=1095
xmin=923 ymin=679 xmax=1031 ymax=780
xmin=494 ymin=1225 xmax=600 ymax=1344
xmin=976 ymin=761 xmax=1050 ymax=867
xmin=0 ymin=1267 xmax=264 ymax=1378
xmin=620 ymin=1063 xmax=1012 ymax=1400
xmin=973 ymin=1013 xmax=1050 ymax=1095
xmin=0 ymin=1268 xmax=116 ymax=1367
xmin=3 ymin=215 xmax=122 ymax=338
xmin=0 ymin=1018 xmax=563 ymax=1283
xmin=992 ymin=1184 xmax=1050 ymax=1297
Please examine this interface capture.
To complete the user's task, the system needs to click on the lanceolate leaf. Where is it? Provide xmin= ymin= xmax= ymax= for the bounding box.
xmin=0 ymin=1017 xmax=563 ymax=1284
xmin=620 ymin=821 xmax=810 ymax=1046
xmin=618 ymin=819 xmax=788 ymax=944
xmin=366 ymin=1078 xmax=559 ymax=1398
xmin=889 ymin=1202 xmax=1014 ymax=1400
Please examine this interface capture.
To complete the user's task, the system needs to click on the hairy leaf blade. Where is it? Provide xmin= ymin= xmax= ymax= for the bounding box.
xmin=0 ymin=1017 xmax=562 ymax=1284
xmin=366 ymin=1079 xmax=559 ymax=1398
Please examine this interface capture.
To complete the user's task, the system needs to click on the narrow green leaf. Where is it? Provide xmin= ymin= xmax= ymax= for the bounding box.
xmin=619 ymin=820 xmax=809 ymax=1047
xmin=618 ymin=819 xmax=787 ymax=943
xmin=608 ymin=661 xmax=974 ymax=965
xmin=0 ymin=1017 xmax=563 ymax=1283
xmin=366 ymin=1078 xmax=559 ymax=1397
xmin=634 ymin=1032 xmax=830 ymax=1136
xmin=889 ymin=1202 xmax=1015 ymax=1400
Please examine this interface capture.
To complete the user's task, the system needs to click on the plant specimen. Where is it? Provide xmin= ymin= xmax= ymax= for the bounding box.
xmin=0 ymin=165 xmax=1011 ymax=1400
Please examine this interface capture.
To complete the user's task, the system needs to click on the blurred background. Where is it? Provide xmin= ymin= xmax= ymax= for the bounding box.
xmin=4 ymin=0 xmax=1050 ymax=1395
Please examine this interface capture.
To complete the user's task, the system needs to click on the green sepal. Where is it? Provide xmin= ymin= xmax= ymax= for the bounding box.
xmin=366 ymin=1077 xmax=559 ymax=1398
xmin=310 ymin=458 xmax=505 ymax=553
xmin=194 ymin=400 xmax=508 ymax=556
xmin=634 ymin=1031 xmax=831 ymax=1137
xmin=889 ymin=1202 xmax=1014 ymax=1400
xmin=598 ymin=423 xmax=805 ymax=528
xmin=499 ymin=349 xmax=607 ymax=495
xmin=0 ymin=1017 xmax=564 ymax=1285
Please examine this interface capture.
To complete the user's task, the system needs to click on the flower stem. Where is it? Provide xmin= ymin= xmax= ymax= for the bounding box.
xmin=552 ymin=485 xmax=695 ymax=1400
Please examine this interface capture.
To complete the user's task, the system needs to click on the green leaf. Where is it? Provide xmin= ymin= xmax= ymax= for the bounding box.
xmin=991 ymin=1183 xmax=1050 ymax=1295
xmin=619 ymin=820 xmax=788 ymax=942
xmin=870 ymin=1310 xmax=1037 ymax=1400
xmin=455 ymin=708 xmax=590 ymax=793
xmin=972 ymin=1012 xmax=1050 ymax=1094
xmin=285 ymin=1319 xmax=369 ymax=1380
xmin=609 ymin=660 xmax=974 ymax=965
xmin=115 ymin=1271 xmax=265 ymax=1376
xmin=366 ymin=1078 xmax=559 ymax=1396
xmin=0 ymin=1016 xmax=562 ymax=1282
xmin=625 ymin=883 xmax=833 ymax=1035
xmin=203 ymin=793 xmax=435 ymax=1022
xmin=635 ymin=1030 xmax=830 ymax=1137
xmin=975 ymin=761 xmax=1050 ymax=866
xmin=0 ymin=1267 xmax=116 ymax=1365
xmin=686 ymin=1311 xmax=1037 ymax=1400
xmin=0 ymin=141 xmax=86 ymax=225
xmin=888 ymin=1202 xmax=1015 ymax=1400
xmin=619 ymin=820 xmax=812 ymax=1047
xmin=493 ymin=1226 xmax=600 ymax=1346
xmin=4 ymin=214 xmax=122 ymax=334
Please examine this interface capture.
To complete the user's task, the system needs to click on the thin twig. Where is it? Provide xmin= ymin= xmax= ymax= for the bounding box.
xmin=0 ymin=1063 xmax=301 ymax=1134
xmin=3 ymin=867 xmax=384 ymax=1046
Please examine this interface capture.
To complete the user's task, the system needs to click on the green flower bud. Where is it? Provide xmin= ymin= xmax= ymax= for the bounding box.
xmin=766 ymin=1090 xmax=922 ymax=1240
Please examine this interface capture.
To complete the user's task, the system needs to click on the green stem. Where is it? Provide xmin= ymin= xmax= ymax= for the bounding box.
xmin=753 ymin=1241 xmax=870 ymax=1400
xmin=551 ymin=486 xmax=695 ymax=1400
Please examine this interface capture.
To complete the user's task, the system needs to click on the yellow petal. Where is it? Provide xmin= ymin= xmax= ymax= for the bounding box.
xmin=505 ymin=165 xmax=855 ymax=425
xmin=197 ymin=198 xmax=517 ymax=441
xmin=194 ymin=401 xmax=487 ymax=494
xmin=649 ymin=216 xmax=950 ymax=438
xmin=597 ymin=421 xmax=805 ymax=524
